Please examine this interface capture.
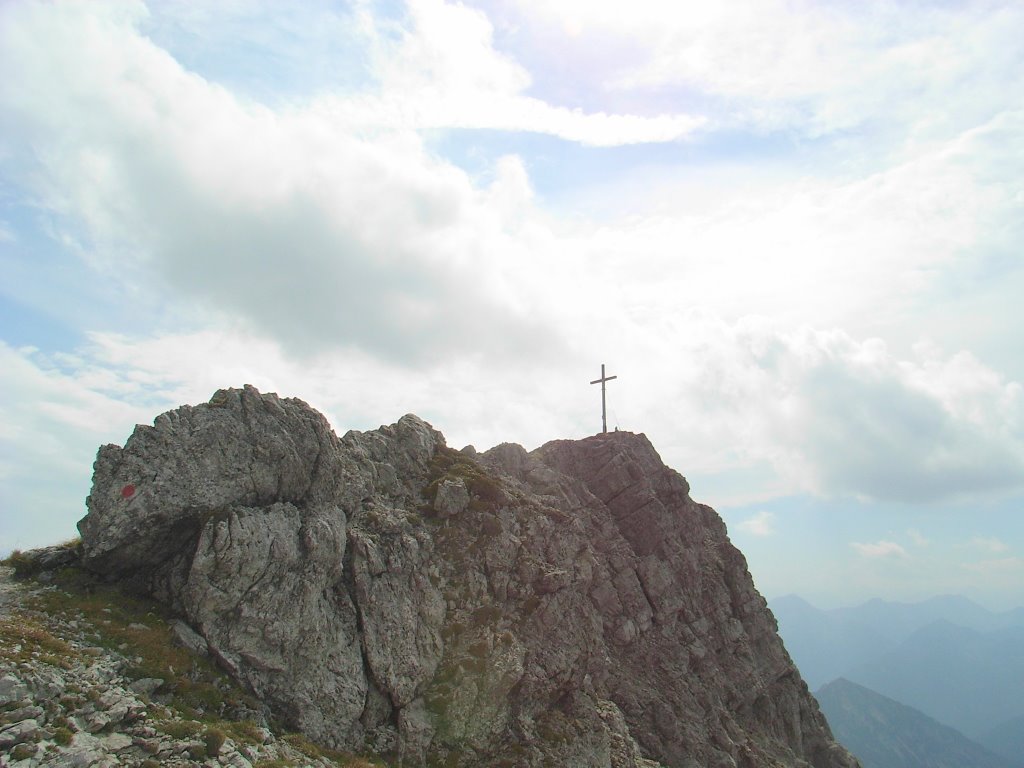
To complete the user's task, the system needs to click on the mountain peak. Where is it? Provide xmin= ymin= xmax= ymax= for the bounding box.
xmin=75 ymin=385 xmax=860 ymax=768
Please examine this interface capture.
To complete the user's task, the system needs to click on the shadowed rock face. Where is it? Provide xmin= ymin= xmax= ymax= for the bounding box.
xmin=79 ymin=385 xmax=859 ymax=768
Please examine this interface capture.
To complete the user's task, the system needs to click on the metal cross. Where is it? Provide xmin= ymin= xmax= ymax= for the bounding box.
xmin=590 ymin=363 xmax=617 ymax=434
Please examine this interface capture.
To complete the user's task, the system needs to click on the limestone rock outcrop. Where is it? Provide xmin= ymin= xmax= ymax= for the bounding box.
xmin=78 ymin=385 xmax=859 ymax=768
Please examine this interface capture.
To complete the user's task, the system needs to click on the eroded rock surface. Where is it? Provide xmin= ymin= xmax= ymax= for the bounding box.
xmin=78 ymin=385 xmax=859 ymax=768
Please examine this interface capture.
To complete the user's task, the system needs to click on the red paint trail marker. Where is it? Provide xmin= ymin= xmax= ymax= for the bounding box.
xmin=121 ymin=484 xmax=136 ymax=499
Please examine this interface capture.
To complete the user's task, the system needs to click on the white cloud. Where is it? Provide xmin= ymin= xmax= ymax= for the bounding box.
xmin=3 ymin=0 xmax=1024 ymax=557
xmin=970 ymin=536 xmax=1010 ymax=554
xmin=559 ymin=108 xmax=1024 ymax=338
xmin=48 ymin=313 xmax=1024 ymax=511
xmin=0 ymin=341 xmax=155 ymax=552
xmin=505 ymin=0 xmax=1024 ymax=137
xmin=0 ymin=1 xmax=580 ymax=364
xmin=0 ymin=328 xmax=605 ymax=551
xmin=963 ymin=557 xmax=1024 ymax=574
xmin=0 ymin=0 xmax=710 ymax=377
xmin=736 ymin=510 xmax=775 ymax=537
xmin=851 ymin=540 xmax=908 ymax=559
xmin=614 ymin=318 xmax=1024 ymax=504
xmin=336 ymin=0 xmax=705 ymax=145
xmin=22 ymin=309 xmax=1015 ymax=554
xmin=4 ymin=1 xmax=1022 ymax=375
xmin=907 ymin=529 xmax=930 ymax=548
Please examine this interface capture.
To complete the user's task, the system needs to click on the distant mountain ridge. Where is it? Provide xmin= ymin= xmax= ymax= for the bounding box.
xmin=846 ymin=621 xmax=1024 ymax=738
xmin=769 ymin=593 xmax=1024 ymax=688
xmin=769 ymin=595 xmax=886 ymax=689
xmin=771 ymin=594 xmax=1024 ymax=682
xmin=843 ymin=594 xmax=1024 ymax=636
xmin=771 ymin=594 xmax=1024 ymax=764
xmin=979 ymin=715 xmax=1024 ymax=767
xmin=815 ymin=678 xmax=1019 ymax=768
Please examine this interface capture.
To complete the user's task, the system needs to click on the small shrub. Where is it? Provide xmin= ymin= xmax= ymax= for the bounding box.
xmin=440 ymin=622 xmax=465 ymax=641
xmin=3 ymin=550 xmax=41 ymax=579
xmin=467 ymin=640 xmax=489 ymax=659
xmin=0 ymin=615 xmax=77 ymax=668
xmin=282 ymin=732 xmax=322 ymax=759
xmin=226 ymin=719 xmax=266 ymax=745
xmin=53 ymin=727 xmax=74 ymax=746
xmin=424 ymin=447 xmax=505 ymax=510
xmin=537 ymin=710 xmax=573 ymax=745
xmin=479 ymin=515 xmax=502 ymax=537
xmin=11 ymin=743 xmax=37 ymax=760
xmin=426 ymin=751 xmax=462 ymax=768
xmin=173 ymin=679 xmax=226 ymax=714
xmin=204 ymin=727 xmax=227 ymax=756
xmin=470 ymin=605 xmax=502 ymax=627
xmin=156 ymin=719 xmax=203 ymax=739
xmin=467 ymin=475 xmax=503 ymax=505
xmin=187 ymin=744 xmax=208 ymax=760
xmin=520 ymin=595 xmax=541 ymax=617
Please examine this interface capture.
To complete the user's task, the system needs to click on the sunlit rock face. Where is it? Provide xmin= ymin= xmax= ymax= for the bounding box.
xmin=80 ymin=385 xmax=860 ymax=768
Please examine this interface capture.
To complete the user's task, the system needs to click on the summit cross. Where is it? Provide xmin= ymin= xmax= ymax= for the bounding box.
xmin=590 ymin=363 xmax=618 ymax=434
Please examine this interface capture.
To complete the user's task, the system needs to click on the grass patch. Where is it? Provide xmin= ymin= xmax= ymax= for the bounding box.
xmin=280 ymin=732 xmax=385 ymax=766
xmin=282 ymin=731 xmax=328 ymax=759
xmin=0 ymin=614 xmax=78 ymax=669
xmin=536 ymin=710 xmax=573 ymax=746
xmin=427 ymin=752 xmax=463 ymax=768
xmin=470 ymin=605 xmax=502 ymax=628
xmin=8 ymin=560 xmax=392 ymax=767
xmin=440 ymin=622 xmax=465 ymax=642
xmin=466 ymin=640 xmax=489 ymax=659
xmin=155 ymin=719 xmax=203 ymax=740
xmin=424 ymin=447 xmax=505 ymax=512
xmin=187 ymin=744 xmax=208 ymax=760
xmin=3 ymin=550 xmax=42 ymax=579
xmin=225 ymin=719 xmax=267 ymax=744
xmin=24 ymin=567 xmax=260 ymax=721
xmin=1 ymin=538 xmax=81 ymax=579
xmin=11 ymin=743 xmax=37 ymax=760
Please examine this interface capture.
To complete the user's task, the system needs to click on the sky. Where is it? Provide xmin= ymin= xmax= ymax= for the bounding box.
xmin=2 ymin=0 xmax=1023 ymax=610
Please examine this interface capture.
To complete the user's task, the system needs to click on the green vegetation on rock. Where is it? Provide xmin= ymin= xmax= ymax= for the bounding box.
xmin=0 ymin=554 xmax=391 ymax=768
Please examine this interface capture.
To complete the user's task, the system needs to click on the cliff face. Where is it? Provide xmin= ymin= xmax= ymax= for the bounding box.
xmin=78 ymin=385 xmax=859 ymax=768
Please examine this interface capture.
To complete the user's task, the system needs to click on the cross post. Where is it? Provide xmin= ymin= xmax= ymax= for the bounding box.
xmin=590 ymin=363 xmax=617 ymax=434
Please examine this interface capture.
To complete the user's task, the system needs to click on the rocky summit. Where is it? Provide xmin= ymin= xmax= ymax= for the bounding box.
xmin=75 ymin=385 xmax=859 ymax=768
